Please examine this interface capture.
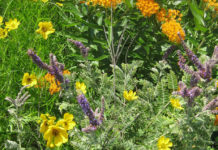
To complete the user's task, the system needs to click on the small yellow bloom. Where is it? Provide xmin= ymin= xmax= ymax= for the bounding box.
xmin=41 ymin=0 xmax=48 ymax=2
xmin=123 ymin=90 xmax=138 ymax=101
xmin=22 ymin=73 xmax=37 ymax=88
xmin=63 ymin=70 xmax=71 ymax=75
xmin=215 ymin=80 xmax=218 ymax=88
xmin=44 ymin=125 xmax=68 ymax=148
xmin=0 ymin=16 xmax=3 ymax=25
xmin=0 ymin=28 xmax=8 ymax=39
xmin=5 ymin=18 xmax=20 ymax=31
xmin=75 ymin=81 xmax=87 ymax=94
xmin=56 ymin=2 xmax=63 ymax=6
xmin=87 ymin=0 xmax=122 ymax=8
xmin=36 ymin=21 xmax=55 ymax=40
xmin=44 ymin=73 xmax=55 ymax=83
xmin=170 ymin=98 xmax=183 ymax=110
xmin=40 ymin=114 xmax=56 ymax=134
xmin=49 ymin=81 xmax=61 ymax=95
xmin=57 ymin=113 xmax=76 ymax=130
xmin=157 ymin=136 xmax=173 ymax=150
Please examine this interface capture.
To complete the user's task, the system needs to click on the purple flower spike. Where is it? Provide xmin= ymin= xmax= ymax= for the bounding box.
xmin=178 ymin=33 xmax=204 ymax=70
xmin=77 ymin=94 xmax=99 ymax=126
xmin=50 ymin=54 xmax=64 ymax=83
xmin=203 ymin=97 xmax=218 ymax=112
xmin=162 ymin=45 xmax=177 ymax=60
xmin=27 ymin=49 xmax=50 ymax=71
xmin=68 ymin=39 xmax=89 ymax=57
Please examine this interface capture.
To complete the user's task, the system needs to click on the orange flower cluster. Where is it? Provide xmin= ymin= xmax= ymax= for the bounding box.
xmin=161 ymin=19 xmax=185 ymax=43
xmin=156 ymin=7 xmax=185 ymax=43
xmin=203 ymin=0 xmax=218 ymax=12
xmin=156 ymin=8 xmax=183 ymax=23
xmin=35 ymin=70 xmax=70 ymax=95
xmin=87 ymin=0 xmax=122 ymax=8
xmin=136 ymin=0 xmax=160 ymax=17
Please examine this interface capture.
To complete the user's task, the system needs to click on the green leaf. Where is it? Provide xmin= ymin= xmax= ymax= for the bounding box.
xmin=189 ymin=0 xmax=205 ymax=27
xmin=167 ymin=70 xmax=178 ymax=91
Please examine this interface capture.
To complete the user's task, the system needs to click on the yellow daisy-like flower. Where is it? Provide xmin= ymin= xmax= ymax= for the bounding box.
xmin=161 ymin=19 xmax=185 ymax=43
xmin=44 ymin=125 xmax=68 ymax=148
xmin=56 ymin=2 xmax=63 ymax=6
xmin=36 ymin=21 xmax=55 ymax=40
xmin=157 ymin=136 xmax=173 ymax=150
xmin=0 ymin=16 xmax=3 ymax=25
xmin=75 ymin=81 xmax=87 ymax=94
xmin=40 ymin=114 xmax=56 ymax=134
xmin=22 ymin=73 xmax=37 ymax=88
xmin=0 ymin=28 xmax=8 ymax=39
xmin=88 ymin=0 xmax=122 ymax=8
xmin=57 ymin=113 xmax=76 ymax=130
xmin=136 ymin=0 xmax=160 ymax=17
xmin=5 ymin=18 xmax=20 ymax=31
xmin=170 ymin=98 xmax=183 ymax=110
xmin=123 ymin=90 xmax=138 ymax=101
xmin=41 ymin=0 xmax=48 ymax=2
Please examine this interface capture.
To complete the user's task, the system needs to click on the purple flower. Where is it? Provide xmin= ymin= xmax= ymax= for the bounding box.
xmin=77 ymin=94 xmax=99 ymax=126
xmin=68 ymin=39 xmax=89 ymax=57
xmin=162 ymin=45 xmax=177 ymax=60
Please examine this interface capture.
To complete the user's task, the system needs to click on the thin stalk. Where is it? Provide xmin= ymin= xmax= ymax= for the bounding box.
xmin=15 ymin=105 xmax=22 ymax=150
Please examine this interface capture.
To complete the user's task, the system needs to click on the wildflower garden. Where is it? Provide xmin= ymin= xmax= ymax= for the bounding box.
xmin=0 ymin=0 xmax=218 ymax=149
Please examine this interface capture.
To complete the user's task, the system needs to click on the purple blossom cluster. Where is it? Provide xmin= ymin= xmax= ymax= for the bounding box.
xmin=177 ymin=33 xmax=218 ymax=84
xmin=27 ymin=49 xmax=66 ymax=84
xmin=77 ymin=94 xmax=105 ymax=132
xmin=68 ymin=39 xmax=89 ymax=58
xmin=173 ymin=81 xmax=202 ymax=107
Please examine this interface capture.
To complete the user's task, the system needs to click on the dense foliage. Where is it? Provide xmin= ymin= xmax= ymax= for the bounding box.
xmin=0 ymin=0 xmax=217 ymax=149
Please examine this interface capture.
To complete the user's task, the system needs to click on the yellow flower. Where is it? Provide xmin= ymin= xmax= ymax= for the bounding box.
xmin=49 ymin=81 xmax=61 ymax=95
xmin=75 ymin=81 xmax=87 ymax=94
xmin=215 ymin=80 xmax=218 ymax=88
xmin=56 ymin=2 xmax=63 ymax=6
xmin=136 ymin=0 xmax=160 ymax=17
xmin=44 ymin=73 xmax=55 ymax=83
xmin=63 ymin=70 xmax=71 ymax=75
xmin=57 ymin=113 xmax=76 ymax=130
xmin=40 ymin=114 xmax=56 ymax=134
xmin=5 ymin=18 xmax=20 ymax=31
xmin=157 ymin=136 xmax=173 ymax=150
xmin=123 ymin=90 xmax=138 ymax=101
xmin=41 ymin=0 xmax=48 ymax=2
xmin=87 ymin=0 xmax=122 ymax=8
xmin=36 ymin=21 xmax=55 ymax=40
xmin=170 ymin=98 xmax=183 ymax=110
xmin=0 ymin=16 xmax=3 ymax=25
xmin=44 ymin=125 xmax=68 ymax=148
xmin=215 ymin=107 xmax=218 ymax=126
xmin=0 ymin=28 xmax=8 ymax=39
xmin=22 ymin=73 xmax=37 ymax=88
xmin=161 ymin=19 xmax=185 ymax=43
xmin=156 ymin=8 xmax=182 ymax=23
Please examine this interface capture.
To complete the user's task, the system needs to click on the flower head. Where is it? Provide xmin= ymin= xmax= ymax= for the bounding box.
xmin=0 ymin=16 xmax=3 ymax=25
xmin=45 ymin=73 xmax=55 ymax=83
xmin=63 ymin=70 xmax=71 ymax=75
xmin=0 ymin=28 xmax=8 ymax=39
xmin=36 ymin=21 xmax=55 ymax=40
xmin=56 ymin=2 xmax=63 ymax=6
xmin=88 ymin=0 xmax=122 ymax=8
xmin=136 ymin=0 xmax=160 ymax=17
xmin=44 ymin=125 xmax=68 ymax=148
xmin=123 ymin=90 xmax=138 ymax=101
xmin=40 ymin=114 xmax=56 ymax=134
xmin=75 ymin=81 xmax=87 ymax=94
xmin=161 ymin=20 xmax=185 ymax=43
xmin=157 ymin=136 xmax=173 ymax=150
xmin=22 ymin=73 xmax=37 ymax=88
xmin=170 ymin=98 xmax=183 ymax=110
xmin=57 ymin=113 xmax=76 ymax=130
xmin=49 ymin=81 xmax=61 ymax=95
xmin=5 ymin=18 xmax=20 ymax=31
